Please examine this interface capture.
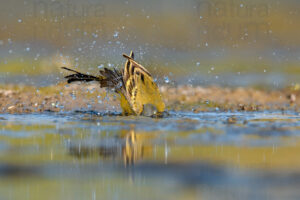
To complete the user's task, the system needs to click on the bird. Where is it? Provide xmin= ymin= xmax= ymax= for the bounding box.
xmin=62 ymin=51 xmax=165 ymax=116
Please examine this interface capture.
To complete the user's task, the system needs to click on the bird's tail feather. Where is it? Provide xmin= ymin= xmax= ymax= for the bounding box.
xmin=98 ymin=67 xmax=123 ymax=89
xmin=62 ymin=67 xmax=124 ymax=91
xmin=62 ymin=67 xmax=100 ymax=83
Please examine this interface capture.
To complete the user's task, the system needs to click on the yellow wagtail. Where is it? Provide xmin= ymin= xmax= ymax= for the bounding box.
xmin=62 ymin=51 xmax=165 ymax=116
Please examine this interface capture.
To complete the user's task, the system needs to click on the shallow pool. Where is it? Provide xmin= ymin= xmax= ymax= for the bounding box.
xmin=0 ymin=111 xmax=300 ymax=200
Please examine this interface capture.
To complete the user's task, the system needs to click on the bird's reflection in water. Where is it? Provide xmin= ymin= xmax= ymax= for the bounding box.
xmin=69 ymin=130 xmax=149 ymax=166
xmin=123 ymin=131 xmax=144 ymax=166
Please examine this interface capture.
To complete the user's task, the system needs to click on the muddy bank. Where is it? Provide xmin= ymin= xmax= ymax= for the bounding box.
xmin=0 ymin=83 xmax=299 ymax=114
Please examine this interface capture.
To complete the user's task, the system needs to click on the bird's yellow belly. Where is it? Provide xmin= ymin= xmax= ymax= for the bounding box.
xmin=119 ymin=92 xmax=134 ymax=115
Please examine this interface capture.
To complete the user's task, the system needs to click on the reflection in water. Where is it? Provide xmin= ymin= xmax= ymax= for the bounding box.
xmin=69 ymin=130 xmax=146 ymax=166
xmin=123 ymin=131 xmax=144 ymax=166
xmin=1 ymin=112 xmax=300 ymax=199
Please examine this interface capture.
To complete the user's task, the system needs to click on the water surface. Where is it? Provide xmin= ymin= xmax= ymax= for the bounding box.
xmin=0 ymin=111 xmax=300 ymax=200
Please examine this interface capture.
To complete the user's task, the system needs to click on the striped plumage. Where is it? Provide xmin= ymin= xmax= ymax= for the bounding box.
xmin=62 ymin=51 xmax=165 ymax=116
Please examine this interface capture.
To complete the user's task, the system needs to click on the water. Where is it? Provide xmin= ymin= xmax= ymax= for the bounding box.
xmin=1 ymin=111 xmax=300 ymax=200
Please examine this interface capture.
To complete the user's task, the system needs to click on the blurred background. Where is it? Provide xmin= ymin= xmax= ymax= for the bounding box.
xmin=2 ymin=2 xmax=300 ymax=200
xmin=0 ymin=0 xmax=299 ymax=87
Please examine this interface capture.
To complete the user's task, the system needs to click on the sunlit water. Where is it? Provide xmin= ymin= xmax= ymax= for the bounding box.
xmin=1 ymin=111 xmax=300 ymax=200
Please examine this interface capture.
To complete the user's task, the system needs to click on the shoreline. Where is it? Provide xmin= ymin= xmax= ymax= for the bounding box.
xmin=0 ymin=83 xmax=299 ymax=114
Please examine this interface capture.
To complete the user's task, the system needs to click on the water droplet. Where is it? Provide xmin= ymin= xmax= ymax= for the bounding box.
xmin=70 ymin=91 xmax=76 ymax=100
xmin=196 ymin=62 xmax=200 ymax=66
xmin=240 ymin=4 xmax=244 ymax=7
xmin=78 ymin=48 xmax=82 ymax=52
xmin=18 ymin=19 xmax=22 ymax=23
xmin=8 ymin=50 xmax=13 ymax=54
xmin=164 ymin=76 xmax=170 ymax=84
xmin=113 ymin=31 xmax=119 ymax=38
xmin=117 ymin=82 xmax=123 ymax=88
xmin=34 ymin=53 xmax=40 ymax=61
xmin=211 ymin=66 xmax=214 ymax=71
xmin=264 ymin=69 xmax=267 ymax=73
xmin=26 ymin=47 xmax=30 ymax=51
xmin=205 ymin=42 xmax=208 ymax=47
xmin=98 ymin=64 xmax=104 ymax=69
